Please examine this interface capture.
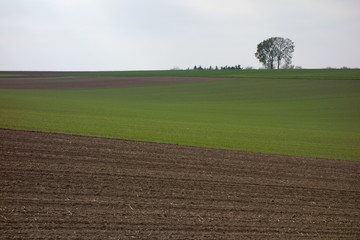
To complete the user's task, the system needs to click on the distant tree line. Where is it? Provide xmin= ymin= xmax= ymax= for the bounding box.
xmin=192 ymin=65 xmax=242 ymax=70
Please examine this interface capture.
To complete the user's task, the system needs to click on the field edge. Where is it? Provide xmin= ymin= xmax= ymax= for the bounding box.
xmin=1 ymin=127 xmax=355 ymax=162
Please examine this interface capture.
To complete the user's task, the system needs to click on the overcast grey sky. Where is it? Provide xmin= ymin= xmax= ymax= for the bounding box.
xmin=0 ymin=0 xmax=359 ymax=71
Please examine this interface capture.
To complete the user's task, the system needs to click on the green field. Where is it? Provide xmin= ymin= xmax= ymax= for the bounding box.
xmin=0 ymin=69 xmax=359 ymax=161
xmin=57 ymin=68 xmax=360 ymax=80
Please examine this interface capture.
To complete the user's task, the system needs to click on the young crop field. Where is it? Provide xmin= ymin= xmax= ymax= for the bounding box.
xmin=0 ymin=69 xmax=359 ymax=160
xmin=55 ymin=68 xmax=360 ymax=79
xmin=1 ymin=69 xmax=360 ymax=239
xmin=2 ymin=68 xmax=360 ymax=79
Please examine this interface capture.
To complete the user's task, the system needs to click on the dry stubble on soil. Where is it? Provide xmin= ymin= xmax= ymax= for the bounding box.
xmin=1 ymin=129 xmax=359 ymax=239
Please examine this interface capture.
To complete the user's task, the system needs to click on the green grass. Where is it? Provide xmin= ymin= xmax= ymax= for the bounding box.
xmin=52 ymin=69 xmax=360 ymax=80
xmin=4 ymin=69 xmax=359 ymax=80
xmin=1 ymin=76 xmax=359 ymax=161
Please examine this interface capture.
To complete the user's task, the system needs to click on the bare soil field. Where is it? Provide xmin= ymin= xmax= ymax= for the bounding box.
xmin=0 ymin=71 xmax=224 ymax=89
xmin=0 ymin=129 xmax=359 ymax=239
xmin=0 ymin=71 xmax=74 ymax=78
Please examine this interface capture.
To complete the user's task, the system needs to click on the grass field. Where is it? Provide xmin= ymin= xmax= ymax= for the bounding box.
xmin=56 ymin=68 xmax=360 ymax=80
xmin=0 ymin=69 xmax=359 ymax=160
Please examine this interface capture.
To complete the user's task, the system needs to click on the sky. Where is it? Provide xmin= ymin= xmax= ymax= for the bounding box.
xmin=0 ymin=0 xmax=359 ymax=71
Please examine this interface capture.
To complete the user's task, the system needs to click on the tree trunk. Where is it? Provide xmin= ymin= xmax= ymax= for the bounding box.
xmin=277 ymin=56 xmax=282 ymax=69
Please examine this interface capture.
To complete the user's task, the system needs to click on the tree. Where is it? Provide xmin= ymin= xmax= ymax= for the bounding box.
xmin=255 ymin=37 xmax=294 ymax=69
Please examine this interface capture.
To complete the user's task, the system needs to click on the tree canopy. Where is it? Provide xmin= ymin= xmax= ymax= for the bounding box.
xmin=255 ymin=37 xmax=295 ymax=69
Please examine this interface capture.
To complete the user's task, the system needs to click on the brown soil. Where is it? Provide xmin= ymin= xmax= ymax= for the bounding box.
xmin=0 ymin=71 xmax=224 ymax=89
xmin=1 ymin=129 xmax=359 ymax=239
xmin=0 ymin=71 xmax=75 ymax=78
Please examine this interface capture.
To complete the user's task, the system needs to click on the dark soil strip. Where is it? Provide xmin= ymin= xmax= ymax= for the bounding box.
xmin=0 ymin=71 xmax=76 ymax=78
xmin=0 ymin=72 xmax=225 ymax=89
xmin=0 ymin=128 xmax=359 ymax=239
xmin=0 ymin=76 xmax=224 ymax=90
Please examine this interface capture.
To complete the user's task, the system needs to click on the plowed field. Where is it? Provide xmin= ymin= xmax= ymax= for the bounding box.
xmin=0 ymin=71 xmax=224 ymax=89
xmin=1 ymin=129 xmax=359 ymax=239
